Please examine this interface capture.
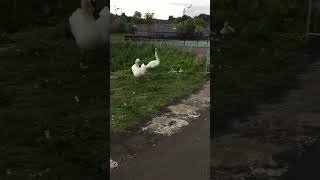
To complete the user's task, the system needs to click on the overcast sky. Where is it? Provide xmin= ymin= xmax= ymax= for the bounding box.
xmin=110 ymin=0 xmax=210 ymax=20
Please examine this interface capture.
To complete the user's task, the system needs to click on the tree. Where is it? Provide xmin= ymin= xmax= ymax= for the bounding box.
xmin=133 ymin=11 xmax=142 ymax=24
xmin=181 ymin=15 xmax=191 ymax=21
xmin=133 ymin=11 xmax=142 ymax=19
xmin=144 ymin=12 xmax=154 ymax=24
xmin=168 ymin=15 xmax=174 ymax=21
xmin=193 ymin=16 xmax=208 ymax=32
xmin=197 ymin=14 xmax=210 ymax=23
xmin=174 ymin=17 xmax=183 ymax=24
xmin=178 ymin=18 xmax=196 ymax=35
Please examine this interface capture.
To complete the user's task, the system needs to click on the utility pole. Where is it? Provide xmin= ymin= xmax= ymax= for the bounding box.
xmin=182 ymin=4 xmax=192 ymax=16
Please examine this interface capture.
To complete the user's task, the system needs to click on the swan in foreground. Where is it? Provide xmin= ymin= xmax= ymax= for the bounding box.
xmin=69 ymin=0 xmax=109 ymax=50
xmin=220 ymin=21 xmax=235 ymax=35
xmin=146 ymin=48 xmax=160 ymax=69
xmin=131 ymin=59 xmax=147 ymax=78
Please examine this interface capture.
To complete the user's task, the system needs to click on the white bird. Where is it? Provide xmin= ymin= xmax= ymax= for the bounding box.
xmin=146 ymin=48 xmax=160 ymax=69
xmin=220 ymin=21 xmax=235 ymax=35
xmin=69 ymin=0 xmax=109 ymax=50
xmin=131 ymin=59 xmax=147 ymax=78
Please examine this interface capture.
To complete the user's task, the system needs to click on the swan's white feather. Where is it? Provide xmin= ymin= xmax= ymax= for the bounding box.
xmin=146 ymin=49 xmax=160 ymax=69
xmin=131 ymin=59 xmax=147 ymax=77
xmin=69 ymin=4 xmax=109 ymax=50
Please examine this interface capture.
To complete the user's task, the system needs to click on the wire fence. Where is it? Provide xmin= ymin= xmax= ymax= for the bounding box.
xmin=127 ymin=38 xmax=210 ymax=73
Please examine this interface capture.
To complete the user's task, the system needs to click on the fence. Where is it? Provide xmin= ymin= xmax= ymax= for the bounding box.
xmin=127 ymin=38 xmax=210 ymax=73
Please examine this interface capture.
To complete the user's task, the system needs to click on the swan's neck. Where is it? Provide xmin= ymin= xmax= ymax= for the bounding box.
xmin=81 ymin=0 xmax=94 ymax=14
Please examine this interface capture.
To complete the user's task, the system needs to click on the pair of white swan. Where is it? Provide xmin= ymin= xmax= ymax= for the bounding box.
xmin=69 ymin=0 xmax=109 ymax=50
xmin=131 ymin=48 xmax=160 ymax=78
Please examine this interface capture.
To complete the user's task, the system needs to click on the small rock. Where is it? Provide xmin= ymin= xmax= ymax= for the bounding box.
xmin=74 ymin=96 xmax=80 ymax=102
xmin=110 ymin=159 xmax=119 ymax=169
xmin=6 ymin=169 xmax=12 ymax=175
xmin=34 ymin=51 xmax=40 ymax=56
xmin=44 ymin=129 xmax=51 ymax=139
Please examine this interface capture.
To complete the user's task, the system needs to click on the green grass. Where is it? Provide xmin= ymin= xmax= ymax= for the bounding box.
xmin=110 ymin=33 xmax=126 ymax=43
xmin=110 ymin=37 xmax=207 ymax=132
xmin=213 ymin=33 xmax=307 ymax=130
xmin=0 ymin=23 xmax=107 ymax=179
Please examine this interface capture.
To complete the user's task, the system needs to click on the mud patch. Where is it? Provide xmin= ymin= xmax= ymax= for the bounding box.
xmin=142 ymin=116 xmax=189 ymax=136
xmin=143 ymin=81 xmax=210 ymax=136
xmin=110 ymin=159 xmax=119 ymax=170
xmin=168 ymin=104 xmax=200 ymax=118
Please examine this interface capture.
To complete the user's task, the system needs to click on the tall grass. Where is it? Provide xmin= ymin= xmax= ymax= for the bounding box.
xmin=111 ymin=42 xmax=205 ymax=72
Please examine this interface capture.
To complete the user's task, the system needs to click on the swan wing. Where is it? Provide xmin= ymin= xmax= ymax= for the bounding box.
xmin=99 ymin=6 xmax=110 ymax=16
xmin=95 ymin=6 xmax=110 ymax=43
xmin=69 ymin=9 xmax=101 ymax=49
xmin=146 ymin=60 xmax=160 ymax=68
xmin=140 ymin=64 xmax=147 ymax=75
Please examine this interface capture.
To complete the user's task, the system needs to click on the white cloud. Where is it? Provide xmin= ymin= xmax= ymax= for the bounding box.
xmin=110 ymin=0 xmax=210 ymax=20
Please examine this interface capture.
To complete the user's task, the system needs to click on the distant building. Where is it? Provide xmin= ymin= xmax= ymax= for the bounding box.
xmin=126 ymin=23 xmax=209 ymax=40
xmin=133 ymin=24 xmax=178 ymax=38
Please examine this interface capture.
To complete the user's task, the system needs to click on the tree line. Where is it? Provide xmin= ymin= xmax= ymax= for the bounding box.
xmin=111 ymin=11 xmax=210 ymax=35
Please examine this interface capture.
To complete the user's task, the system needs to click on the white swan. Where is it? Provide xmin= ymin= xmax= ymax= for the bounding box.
xmin=69 ymin=0 xmax=109 ymax=50
xmin=131 ymin=59 xmax=147 ymax=78
xmin=146 ymin=48 xmax=160 ymax=69
xmin=220 ymin=21 xmax=235 ymax=35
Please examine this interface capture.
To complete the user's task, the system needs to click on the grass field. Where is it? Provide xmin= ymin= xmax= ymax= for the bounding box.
xmin=0 ymin=23 xmax=107 ymax=179
xmin=110 ymin=34 xmax=208 ymax=132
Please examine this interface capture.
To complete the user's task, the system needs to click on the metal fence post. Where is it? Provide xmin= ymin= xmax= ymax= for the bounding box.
xmin=206 ymin=49 xmax=210 ymax=73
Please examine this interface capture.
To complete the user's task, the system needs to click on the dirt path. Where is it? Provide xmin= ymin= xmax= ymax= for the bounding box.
xmin=111 ymin=108 xmax=210 ymax=180
xmin=212 ymin=51 xmax=320 ymax=179
xmin=110 ymin=81 xmax=210 ymax=179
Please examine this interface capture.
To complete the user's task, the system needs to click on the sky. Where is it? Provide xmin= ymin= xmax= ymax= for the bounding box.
xmin=110 ymin=0 xmax=210 ymax=20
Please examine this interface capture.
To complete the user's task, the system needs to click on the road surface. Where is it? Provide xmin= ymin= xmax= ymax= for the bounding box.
xmin=110 ymin=109 xmax=210 ymax=180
